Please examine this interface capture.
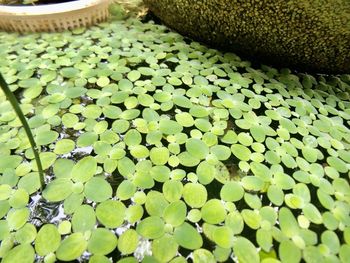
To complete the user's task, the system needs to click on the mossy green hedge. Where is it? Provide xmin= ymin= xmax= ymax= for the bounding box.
xmin=144 ymin=0 xmax=350 ymax=73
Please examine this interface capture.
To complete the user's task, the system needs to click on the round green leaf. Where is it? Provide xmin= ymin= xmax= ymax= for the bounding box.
xmin=118 ymin=229 xmax=139 ymax=255
xmin=150 ymin=147 xmax=169 ymax=165
xmin=125 ymin=204 xmax=144 ymax=224
xmin=152 ymin=234 xmax=178 ymax=262
xmin=201 ymin=199 xmax=227 ymax=224
xmin=54 ymin=139 xmax=75 ymax=155
xmin=163 ymin=200 xmax=187 ymax=227
xmin=193 ymin=249 xmax=216 ymax=263
xmin=233 ymin=237 xmax=259 ymax=263
xmin=150 ymin=165 xmax=170 ymax=183
xmin=42 ymin=179 xmax=73 ymax=202
xmin=267 ymin=185 xmax=284 ymax=206
xmin=186 ymin=138 xmax=209 ymax=160
xmin=178 ymin=152 xmax=200 ymax=167
xmin=88 ymin=228 xmax=118 ymax=255
xmin=182 ymin=183 xmax=207 ymax=208
xmin=35 ymin=130 xmax=58 ymax=146
xmin=196 ymin=161 xmax=216 ymax=185
xmin=220 ymin=181 xmax=244 ymax=202
xmin=145 ymin=191 xmax=169 ymax=217
xmin=256 ymin=229 xmax=273 ymax=252
xmin=174 ymin=222 xmax=203 ymax=250
xmin=241 ymin=176 xmax=265 ymax=191
xmin=56 ymin=233 xmax=87 ymax=261
xmin=231 ymin=144 xmax=251 ymax=161
xmin=159 ymin=119 xmax=183 ymax=135
xmin=212 ymin=226 xmax=234 ymax=249
xmin=0 ymin=185 xmax=12 ymax=201
xmin=116 ymin=180 xmax=136 ymax=200
xmin=210 ymin=145 xmax=231 ymax=161
xmin=7 ymin=208 xmax=29 ymax=230
xmin=302 ymin=203 xmax=323 ymax=224
xmin=136 ymin=216 xmax=165 ymax=239
xmin=175 ymin=112 xmax=194 ymax=127
xmin=15 ymin=223 xmax=36 ymax=244
xmin=60 ymin=67 xmax=80 ymax=78
xmin=71 ymin=156 xmax=97 ymax=183
xmin=35 ymin=224 xmax=61 ymax=256
xmin=96 ymin=200 xmax=126 ymax=228
xmin=84 ymin=177 xmax=112 ymax=202
xmin=124 ymin=129 xmax=142 ymax=147
xmin=163 ymin=180 xmax=183 ymax=202
xmin=89 ymin=255 xmax=111 ymax=263
xmin=71 ymin=205 xmax=96 ymax=233
xmin=2 ymin=244 xmax=35 ymax=263
xmin=241 ymin=209 xmax=261 ymax=229
xmin=278 ymin=240 xmax=301 ymax=263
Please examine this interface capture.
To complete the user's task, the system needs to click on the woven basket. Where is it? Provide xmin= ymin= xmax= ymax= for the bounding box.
xmin=0 ymin=0 xmax=111 ymax=33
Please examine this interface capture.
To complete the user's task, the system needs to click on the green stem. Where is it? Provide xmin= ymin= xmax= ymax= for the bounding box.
xmin=0 ymin=73 xmax=45 ymax=189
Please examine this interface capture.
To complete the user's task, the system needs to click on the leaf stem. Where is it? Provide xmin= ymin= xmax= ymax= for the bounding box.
xmin=0 ymin=73 xmax=45 ymax=189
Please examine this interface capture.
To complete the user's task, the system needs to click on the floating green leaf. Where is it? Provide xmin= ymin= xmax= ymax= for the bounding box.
xmin=145 ymin=191 xmax=169 ymax=217
xmin=174 ymin=222 xmax=203 ymax=250
xmin=14 ymin=223 xmax=36 ymax=244
xmin=118 ymin=229 xmax=139 ymax=255
xmin=71 ymin=205 xmax=96 ymax=233
xmin=163 ymin=200 xmax=187 ymax=227
xmin=196 ymin=161 xmax=216 ymax=185
xmin=0 ymin=185 xmax=12 ymax=201
xmin=212 ymin=226 xmax=234 ymax=248
xmin=7 ymin=208 xmax=29 ymax=230
xmin=182 ymin=183 xmax=207 ymax=208
xmin=150 ymin=147 xmax=169 ymax=165
xmin=220 ymin=181 xmax=244 ymax=202
xmin=278 ymin=240 xmax=301 ymax=263
xmin=152 ymin=234 xmax=179 ymax=262
xmin=87 ymin=228 xmax=118 ymax=255
xmin=96 ymin=200 xmax=126 ymax=228
xmin=56 ymin=233 xmax=87 ymax=261
xmin=163 ymin=180 xmax=183 ymax=202
xmin=201 ymin=199 xmax=227 ymax=224
xmin=116 ymin=180 xmax=136 ymax=200
xmin=54 ymin=139 xmax=75 ymax=155
xmin=232 ymin=237 xmax=259 ymax=263
xmin=159 ymin=119 xmax=183 ymax=135
xmin=136 ymin=216 xmax=165 ymax=239
xmin=186 ymin=138 xmax=209 ymax=160
xmin=231 ymin=144 xmax=251 ymax=161
xmin=84 ymin=177 xmax=112 ymax=202
xmin=35 ymin=224 xmax=61 ymax=256
xmin=71 ymin=156 xmax=97 ymax=183
xmin=42 ymin=179 xmax=73 ymax=202
xmin=2 ymin=244 xmax=35 ymax=263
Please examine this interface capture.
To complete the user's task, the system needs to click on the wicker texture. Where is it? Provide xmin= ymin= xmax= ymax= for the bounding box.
xmin=0 ymin=0 xmax=111 ymax=32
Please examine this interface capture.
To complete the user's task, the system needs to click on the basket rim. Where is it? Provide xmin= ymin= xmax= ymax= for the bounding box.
xmin=0 ymin=0 xmax=110 ymax=16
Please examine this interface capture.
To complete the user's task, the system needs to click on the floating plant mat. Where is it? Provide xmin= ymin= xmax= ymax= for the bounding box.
xmin=0 ymin=15 xmax=349 ymax=263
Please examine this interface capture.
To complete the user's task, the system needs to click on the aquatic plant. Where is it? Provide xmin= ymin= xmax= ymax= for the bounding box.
xmin=0 ymin=11 xmax=349 ymax=263
xmin=0 ymin=73 xmax=44 ymax=188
